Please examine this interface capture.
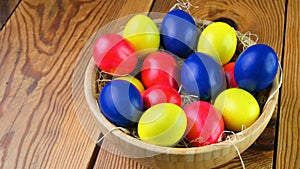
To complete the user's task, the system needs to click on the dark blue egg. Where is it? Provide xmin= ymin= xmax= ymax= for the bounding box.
xmin=181 ymin=52 xmax=227 ymax=100
xmin=99 ymin=80 xmax=144 ymax=127
xmin=234 ymin=44 xmax=278 ymax=92
xmin=160 ymin=9 xmax=199 ymax=58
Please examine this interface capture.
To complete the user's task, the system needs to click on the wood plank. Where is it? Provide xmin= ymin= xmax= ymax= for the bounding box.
xmin=95 ymin=140 xmax=151 ymax=169
xmin=0 ymin=0 xmax=152 ymax=168
xmin=91 ymin=0 xmax=286 ymax=169
xmin=0 ymin=0 xmax=105 ymax=168
xmin=276 ymin=0 xmax=300 ymax=168
xmin=0 ymin=0 xmax=20 ymax=29
xmin=1 ymin=0 xmax=289 ymax=168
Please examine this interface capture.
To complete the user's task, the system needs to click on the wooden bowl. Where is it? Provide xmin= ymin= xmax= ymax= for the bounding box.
xmin=83 ymin=19 xmax=280 ymax=169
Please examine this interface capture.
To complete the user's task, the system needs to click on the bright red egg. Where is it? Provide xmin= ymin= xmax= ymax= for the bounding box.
xmin=184 ymin=101 xmax=224 ymax=146
xmin=142 ymin=85 xmax=182 ymax=109
xmin=93 ymin=34 xmax=138 ymax=75
xmin=141 ymin=51 xmax=180 ymax=90
xmin=223 ymin=62 xmax=238 ymax=88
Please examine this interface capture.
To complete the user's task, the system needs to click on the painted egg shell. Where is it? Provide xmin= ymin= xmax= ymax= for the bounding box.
xmin=160 ymin=9 xmax=199 ymax=58
xmin=181 ymin=52 xmax=226 ymax=100
xmin=138 ymin=103 xmax=187 ymax=146
xmin=99 ymin=80 xmax=144 ymax=127
xmin=234 ymin=44 xmax=278 ymax=92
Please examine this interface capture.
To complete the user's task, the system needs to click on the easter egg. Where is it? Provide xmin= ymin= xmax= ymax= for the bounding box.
xmin=123 ymin=14 xmax=160 ymax=55
xmin=141 ymin=51 xmax=180 ymax=89
xmin=234 ymin=44 xmax=278 ymax=92
xmin=160 ymin=9 xmax=199 ymax=58
xmin=115 ymin=76 xmax=145 ymax=93
xmin=93 ymin=34 xmax=138 ymax=75
xmin=181 ymin=52 xmax=226 ymax=100
xmin=223 ymin=62 xmax=238 ymax=88
xmin=197 ymin=22 xmax=237 ymax=65
xmin=184 ymin=101 xmax=224 ymax=146
xmin=214 ymin=88 xmax=260 ymax=131
xmin=142 ymin=85 xmax=182 ymax=109
xmin=138 ymin=103 xmax=187 ymax=146
xmin=99 ymin=80 xmax=144 ymax=127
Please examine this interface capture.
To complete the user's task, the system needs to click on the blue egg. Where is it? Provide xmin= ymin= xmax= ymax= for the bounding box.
xmin=99 ymin=80 xmax=144 ymax=127
xmin=234 ymin=44 xmax=278 ymax=92
xmin=160 ymin=9 xmax=199 ymax=58
xmin=181 ymin=52 xmax=227 ymax=100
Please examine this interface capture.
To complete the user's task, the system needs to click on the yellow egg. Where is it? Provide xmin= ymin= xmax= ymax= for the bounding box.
xmin=123 ymin=14 xmax=160 ymax=56
xmin=115 ymin=76 xmax=145 ymax=93
xmin=138 ymin=103 xmax=187 ymax=146
xmin=214 ymin=88 xmax=260 ymax=131
xmin=197 ymin=22 xmax=237 ymax=65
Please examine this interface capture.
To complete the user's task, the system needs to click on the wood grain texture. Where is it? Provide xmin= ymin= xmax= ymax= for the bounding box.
xmin=0 ymin=0 xmax=292 ymax=168
xmin=0 ymin=0 xmax=20 ymax=29
xmin=0 ymin=0 xmax=152 ymax=168
xmin=0 ymin=0 xmax=104 ymax=168
xmin=276 ymin=0 xmax=300 ymax=168
xmin=95 ymin=140 xmax=151 ymax=169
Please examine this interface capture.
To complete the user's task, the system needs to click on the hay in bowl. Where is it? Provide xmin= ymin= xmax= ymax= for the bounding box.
xmin=83 ymin=18 xmax=280 ymax=169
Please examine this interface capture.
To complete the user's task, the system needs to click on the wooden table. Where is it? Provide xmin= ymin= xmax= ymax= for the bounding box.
xmin=0 ymin=0 xmax=299 ymax=168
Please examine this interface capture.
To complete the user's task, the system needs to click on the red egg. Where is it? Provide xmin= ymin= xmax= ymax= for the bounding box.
xmin=223 ymin=62 xmax=238 ymax=88
xmin=184 ymin=101 xmax=224 ymax=146
xmin=141 ymin=51 xmax=181 ymax=90
xmin=93 ymin=34 xmax=138 ymax=75
xmin=142 ymin=85 xmax=182 ymax=109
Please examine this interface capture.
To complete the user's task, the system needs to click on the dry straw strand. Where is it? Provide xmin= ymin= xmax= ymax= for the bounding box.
xmin=227 ymin=136 xmax=246 ymax=169
xmin=217 ymin=131 xmax=246 ymax=169
xmin=169 ymin=0 xmax=199 ymax=14
xmin=263 ymin=61 xmax=283 ymax=111
xmin=237 ymin=31 xmax=259 ymax=50
xmin=96 ymin=127 xmax=131 ymax=145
